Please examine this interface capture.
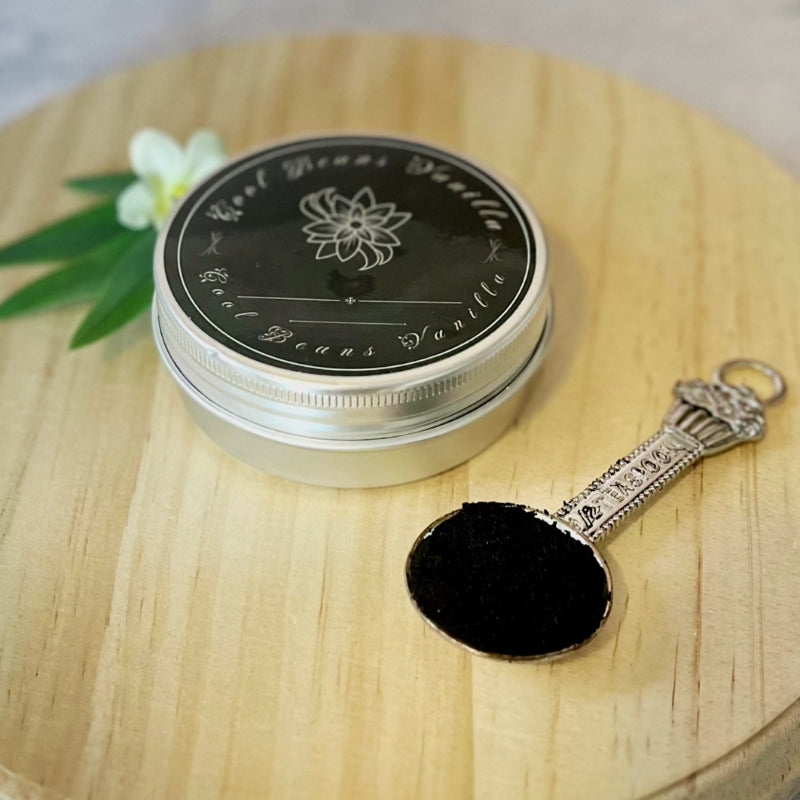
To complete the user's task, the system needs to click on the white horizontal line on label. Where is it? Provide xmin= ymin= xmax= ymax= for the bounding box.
xmin=288 ymin=320 xmax=408 ymax=327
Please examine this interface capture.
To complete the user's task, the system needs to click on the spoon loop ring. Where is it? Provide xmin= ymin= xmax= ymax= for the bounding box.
xmin=713 ymin=359 xmax=786 ymax=407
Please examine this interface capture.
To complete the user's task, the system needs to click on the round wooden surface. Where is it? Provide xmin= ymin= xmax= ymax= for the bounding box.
xmin=0 ymin=34 xmax=799 ymax=800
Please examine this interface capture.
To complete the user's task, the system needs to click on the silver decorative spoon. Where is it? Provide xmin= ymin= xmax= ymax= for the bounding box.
xmin=406 ymin=359 xmax=786 ymax=660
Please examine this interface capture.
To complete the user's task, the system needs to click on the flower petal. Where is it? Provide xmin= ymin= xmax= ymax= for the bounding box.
xmin=129 ymin=128 xmax=184 ymax=185
xmin=331 ymin=194 xmax=354 ymax=218
xmin=372 ymin=243 xmax=395 ymax=266
xmin=352 ymin=186 xmax=377 ymax=210
xmin=184 ymin=130 xmax=227 ymax=184
xmin=358 ymin=241 xmax=383 ymax=271
xmin=300 ymin=188 xmax=332 ymax=221
xmin=303 ymin=220 xmax=343 ymax=241
xmin=364 ymin=227 xmax=401 ymax=247
xmin=315 ymin=241 xmax=338 ymax=259
xmin=336 ymin=233 xmax=362 ymax=262
xmin=362 ymin=203 xmax=397 ymax=227
xmin=334 ymin=225 xmax=355 ymax=241
xmin=116 ymin=181 xmax=155 ymax=230
xmin=381 ymin=211 xmax=412 ymax=232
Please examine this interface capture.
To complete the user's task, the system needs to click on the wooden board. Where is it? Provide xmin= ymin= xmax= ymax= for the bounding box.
xmin=0 ymin=33 xmax=799 ymax=800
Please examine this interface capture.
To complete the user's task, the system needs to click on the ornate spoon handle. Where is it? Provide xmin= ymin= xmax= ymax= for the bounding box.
xmin=556 ymin=359 xmax=785 ymax=543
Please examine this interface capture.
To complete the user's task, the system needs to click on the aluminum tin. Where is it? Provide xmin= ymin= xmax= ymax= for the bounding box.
xmin=153 ymin=134 xmax=551 ymax=487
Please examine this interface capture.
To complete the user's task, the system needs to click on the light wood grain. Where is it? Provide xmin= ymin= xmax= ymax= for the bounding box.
xmin=0 ymin=34 xmax=799 ymax=800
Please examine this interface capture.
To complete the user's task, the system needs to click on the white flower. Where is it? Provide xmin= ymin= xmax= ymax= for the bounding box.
xmin=299 ymin=186 xmax=412 ymax=271
xmin=116 ymin=128 xmax=227 ymax=230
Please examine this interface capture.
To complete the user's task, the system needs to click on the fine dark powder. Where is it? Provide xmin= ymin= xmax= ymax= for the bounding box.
xmin=406 ymin=502 xmax=611 ymax=658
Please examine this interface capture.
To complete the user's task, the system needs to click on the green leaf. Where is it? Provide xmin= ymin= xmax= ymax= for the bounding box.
xmin=65 ymin=172 xmax=137 ymax=197
xmin=0 ymin=201 xmax=124 ymax=266
xmin=0 ymin=230 xmax=142 ymax=319
xmin=70 ymin=230 xmax=157 ymax=349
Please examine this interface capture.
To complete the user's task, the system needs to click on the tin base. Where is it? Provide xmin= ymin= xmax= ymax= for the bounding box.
xmin=154 ymin=311 xmax=552 ymax=488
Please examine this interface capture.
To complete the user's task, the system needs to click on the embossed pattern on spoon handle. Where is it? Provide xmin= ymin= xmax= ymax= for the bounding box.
xmin=556 ymin=361 xmax=784 ymax=543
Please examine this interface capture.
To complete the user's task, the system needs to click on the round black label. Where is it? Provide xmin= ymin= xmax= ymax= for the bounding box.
xmin=163 ymin=136 xmax=538 ymax=374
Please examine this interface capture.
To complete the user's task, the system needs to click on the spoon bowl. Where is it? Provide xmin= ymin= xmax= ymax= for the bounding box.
xmin=405 ymin=502 xmax=613 ymax=659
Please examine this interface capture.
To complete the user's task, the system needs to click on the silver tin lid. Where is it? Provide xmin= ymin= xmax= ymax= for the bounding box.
xmin=154 ymin=135 xmax=550 ymax=441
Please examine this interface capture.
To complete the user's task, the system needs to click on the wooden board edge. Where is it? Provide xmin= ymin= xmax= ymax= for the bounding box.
xmin=645 ymin=696 xmax=800 ymax=800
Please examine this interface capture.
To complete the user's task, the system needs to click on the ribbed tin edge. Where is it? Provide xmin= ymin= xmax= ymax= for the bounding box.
xmin=154 ymin=303 xmax=553 ymax=457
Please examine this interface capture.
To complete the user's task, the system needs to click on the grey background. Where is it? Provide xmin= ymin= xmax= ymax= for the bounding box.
xmin=1 ymin=2 xmax=798 ymax=796
xmin=1 ymin=0 xmax=800 ymax=177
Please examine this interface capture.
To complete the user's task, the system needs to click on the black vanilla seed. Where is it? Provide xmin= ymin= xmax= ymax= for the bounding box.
xmin=406 ymin=502 xmax=611 ymax=658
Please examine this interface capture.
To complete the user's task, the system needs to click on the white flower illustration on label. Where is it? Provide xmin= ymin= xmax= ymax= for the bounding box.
xmin=299 ymin=186 xmax=412 ymax=271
